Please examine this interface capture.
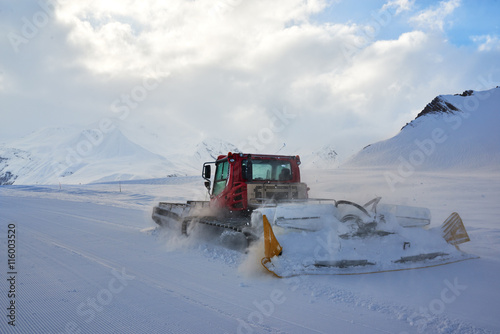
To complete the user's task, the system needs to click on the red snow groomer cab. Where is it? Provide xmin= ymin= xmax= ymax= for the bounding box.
xmin=152 ymin=153 xmax=310 ymax=243
xmin=202 ymin=152 xmax=309 ymax=213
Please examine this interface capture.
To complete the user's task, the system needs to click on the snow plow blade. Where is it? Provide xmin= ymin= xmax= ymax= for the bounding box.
xmin=441 ymin=212 xmax=470 ymax=246
xmin=261 ymin=215 xmax=283 ymax=277
xmin=259 ymin=203 xmax=477 ymax=278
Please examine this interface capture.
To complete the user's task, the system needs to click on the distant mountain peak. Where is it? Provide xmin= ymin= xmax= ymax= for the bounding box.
xmin=0 ymin=124 xmax=182 ymax=184
xmin=194 ymin=138 xmax=239 ymax=161
xmin=302 ymin=144 xmax=339 ymax=169
xmin=416 ymin=96 xmax=460 ymax=118
xmin=345 ymin=87 xmax=500 ymax=171
xmin=402 ymin=95 xmax=461 ymax=130
xmin=455 ymin=89 xmax=474 ymax=97
xmin=399 ymin=88 xmax=497 ymax=131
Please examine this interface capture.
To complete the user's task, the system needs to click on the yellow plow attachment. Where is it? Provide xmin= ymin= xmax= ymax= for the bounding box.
xmin=441 ymin=212 xmax=470 ymax=247
xmin=261 ymin=215 xmax=283 ymax=277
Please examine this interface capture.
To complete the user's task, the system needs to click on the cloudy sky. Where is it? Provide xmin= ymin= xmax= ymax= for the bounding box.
xmin=1 ymin=0 xmax=499 ymax=159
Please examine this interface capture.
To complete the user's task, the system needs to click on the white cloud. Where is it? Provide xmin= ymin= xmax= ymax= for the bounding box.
xmin=1 ymin=0 xmax=499 ymax=159
xmin=382 ymin=0 xmax=415 ymax=15
xmin=410 ymin=0 xmax=461 ymax=31
xmin=54 ymin=0 xmax=329 ymax=75
xmin=472 ymin=35 xmax=500 ymax=52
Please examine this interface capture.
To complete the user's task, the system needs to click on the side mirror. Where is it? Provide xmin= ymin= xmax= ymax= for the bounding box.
xmin=204 ymin=180 xmax=211 ymax=191
xmin=202 ymin=164 xmax=211 ymax=180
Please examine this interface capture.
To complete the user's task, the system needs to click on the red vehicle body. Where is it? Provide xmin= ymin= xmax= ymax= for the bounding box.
xmin=152 ymin=152 xmax=310 ymax=242
xmin=203 ymin=152 xmax=309 ymax=214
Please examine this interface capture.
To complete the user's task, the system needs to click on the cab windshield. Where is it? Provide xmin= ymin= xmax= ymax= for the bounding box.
xmin=243 ymin=159 xmax=292 ymax=182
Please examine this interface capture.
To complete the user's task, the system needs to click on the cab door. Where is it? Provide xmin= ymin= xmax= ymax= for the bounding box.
xmin=212 ymin=159 xmax=230 ymax=197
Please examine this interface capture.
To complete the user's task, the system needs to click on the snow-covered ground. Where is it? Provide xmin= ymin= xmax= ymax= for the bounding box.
xmin=1 ymin=167 xmax=499 ymax=333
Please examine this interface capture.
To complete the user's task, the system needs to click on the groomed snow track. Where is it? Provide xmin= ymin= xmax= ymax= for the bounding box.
xmin=1 ymin=183 xmax=499 ymax=333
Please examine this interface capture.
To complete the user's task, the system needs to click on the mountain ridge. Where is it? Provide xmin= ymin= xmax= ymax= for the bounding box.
xmin=2 ymin=87 xmax=498 ymax=184
xmin=0 ymin=126 xmax=243 ymax=184
xmin=344 ymin=87 xmax=500 ymax=171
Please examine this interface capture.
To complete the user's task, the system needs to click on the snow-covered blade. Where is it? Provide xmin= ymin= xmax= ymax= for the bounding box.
xmin=441 ymin=212 xmax=470 ymax=245
xmin=256 ymin=201 xmax=476 ymax=278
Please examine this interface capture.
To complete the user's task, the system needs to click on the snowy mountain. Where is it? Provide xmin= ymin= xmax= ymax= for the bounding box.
xmin=0 ymin=127 xmax=77 ymax=185
xmin=0 ymin=125 xmax=182 ymax=184
xmin=3 ymin=88 xmax=498 ymax=185
xmin=344 ymin=87 xmax=500 ymax=171
xmin=302 ymin=144 xmax=339 ymax=169
xmin=0 ymin=124 xmax=244 ymax=185
xmin=193 ymin=138 xmax=240 ymax=162
xmin=166 ymin=138 xmax=241 ymax=177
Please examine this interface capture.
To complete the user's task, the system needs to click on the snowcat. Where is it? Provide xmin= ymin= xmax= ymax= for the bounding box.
xmin=152 ymin=152 xmax=475 ymax=277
